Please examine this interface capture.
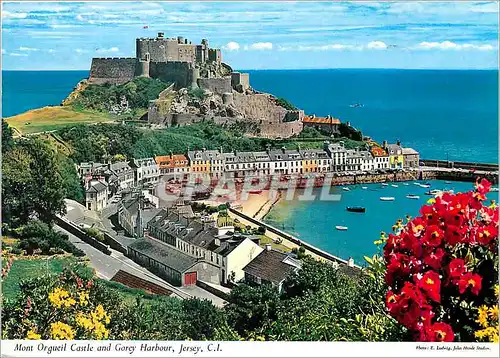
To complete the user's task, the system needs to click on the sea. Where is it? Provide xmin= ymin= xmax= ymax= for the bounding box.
xmin=2 ymin=69 xmax=498 ymax=262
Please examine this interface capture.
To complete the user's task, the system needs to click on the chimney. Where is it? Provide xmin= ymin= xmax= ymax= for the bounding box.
xmin=312 ymin=114 xmax=316 ymax=119
xmin=202 ymin=148 xmax=206 ymax=152
xmin=382 ymin=140 xmax=388 ymax=149
xmin=265 ymin=244 xmax=272 ymax=251
xmin=214 ymin=238 xmax=221 ymax=247
xmin=396 ymin=140 xmax=401 ymax=146
xmin=281 ymin=146 xmax=286 ymax=154
xmin=347 ymin=257 xmax=354 ymax=267
xmin=157 ymin=32 xmax=164 ymax=38
xmin=170 ymin=151 xmax=174 ymax=159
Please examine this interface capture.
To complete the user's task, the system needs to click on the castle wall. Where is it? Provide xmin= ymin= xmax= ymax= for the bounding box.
xmin=197 ymin=77 xmax=232 ymax=94
xmin=232 ymin=93 xmax=288 ymax=123
xmin=137 ymin=38 xmax=198 ymax=63
xmin=284 ymin=110 xmax=304 ymax=122
xmin=231 ymin=72 xmax=250 ymax=92
xmin=149 ymin=61 xmax=194 ymax=89
xmin=89 ymin=58 xmax=137 ymax=85
xmin=259 ymin=120 xmax=304 ymax=139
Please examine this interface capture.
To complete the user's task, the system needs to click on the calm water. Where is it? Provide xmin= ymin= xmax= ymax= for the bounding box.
xmin=264 ymin=180 xmax=499 ymax=264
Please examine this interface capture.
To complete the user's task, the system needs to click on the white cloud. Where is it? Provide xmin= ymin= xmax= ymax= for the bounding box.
xmin=19 ymin=47 xmax=38 ymax=52
xmin=469 ymin=2 xmax=498 ymax=13
xmin=247 ymin=42 xmax=273 ymax=50
xmin=415 ymin=41 xmax=495 ymax=51
xmin=367 ymin=41 xmax=388 ymax=50
xmin=75 ymin=49 xmax=89 ymax=54
xmin=10 ymin=53 xmax=28 ymax=57
xmin=47 ymin=49 xmax=56 ymax=53
xmin=2 ymin=10 xmax=28 ymax=19
xmin=76 ymin=14 xmax=85 ymax=21
xmin=96 ymin=47 xmax=120 ymax=53
xmin=223 ymin=42 xmax=240 ymax=51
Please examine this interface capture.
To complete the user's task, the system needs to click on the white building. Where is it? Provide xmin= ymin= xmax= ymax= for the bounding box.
xmin=85 ymin=180 xmax=108 ymax=211
xmin=324 ymin=141 xmax=347 ymax=172
xmin=345 ymin=149 xmax=363 ymax=172
xmin=360 ymin=151 xmax=376 ymax=171
xmin=131 ymin=157 xmax=159 ymax=187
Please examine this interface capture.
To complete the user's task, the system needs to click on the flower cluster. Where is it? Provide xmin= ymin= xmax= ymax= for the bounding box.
xmin=2 ymin=256 xmax=14 ymax=278
xmin=48 ymin=287 xmax=77 ymax=308
xmin=50 ymin=321 xmax=75 ymax=340
xmin=382 ymin=179 xmax=499 ymax=342
xmin=474 ymin=291 xmax=499 ymax=343
xmin=76 ymin=304 xmax=111 ymax=339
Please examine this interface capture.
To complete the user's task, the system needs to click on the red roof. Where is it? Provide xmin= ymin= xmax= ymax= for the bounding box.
xmin=303 ymin=116 xmax=340 ymax=125
xmin=155 ymin=154 xmax=188 ymax=168
xmin=370 ymin=147 xmax=388 ymax=157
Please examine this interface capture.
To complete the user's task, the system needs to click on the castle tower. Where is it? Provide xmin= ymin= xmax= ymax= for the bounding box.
xmin=191 ymin=67 xmax=200 ymax=88
xmin=137 ymin=52 xmax=150 ymax=77
xmin=201 ymin=39 xmax=209 ymax=63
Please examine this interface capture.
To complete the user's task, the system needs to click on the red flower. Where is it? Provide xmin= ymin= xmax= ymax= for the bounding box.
xmin=386 ymin=290 xmax=400 ymax=313
xmin=422 ymin=225 xmax=444 ymax=247
xmin=475 ymin=178 xmax=491 ymax=195
xmin=428 ymin=322 xmax=455 ymax=342
xmin=420 ymin=205 xmax=439 ymax=225
xmin=475 ymin=225 xmax=497 ymax=246
xmin=457 ymin=272 xmax=482 ymax=295
xmin=423 ymin=248 xmax=445 ymax=270
xmin=415 ymin=271 xmax=441 ymax=303
xmin=445 ymin=225 xmax=469 ymax=246
xmin=448 ymin=258 xmax=466 ymax=279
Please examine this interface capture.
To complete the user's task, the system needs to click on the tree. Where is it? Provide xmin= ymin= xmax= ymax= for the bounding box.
xmin=57 ymin=155 xmax=84 ymax=202
xmin=2 ymin=119 xmax=14 ymax=152
xmin=181 ymin=299 xmax=226 ymax=340
xmin=2 ymin=138 xmax=66 ymax=226
xmin=225 ymin=284 xmax=280 ymax=337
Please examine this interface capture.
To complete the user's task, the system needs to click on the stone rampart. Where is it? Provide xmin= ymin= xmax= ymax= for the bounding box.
xmin=89 ymin=58 xmax=137 ymax=85
xmin=259 ymin=120 xmax=303 ymax=139
xmin=233 ymin=93 xmax=288 ymax=123
xmin=149 ymin=61 xmax=194 ymax=89
xmin=197 ymin=77 xmax=232 ymax=94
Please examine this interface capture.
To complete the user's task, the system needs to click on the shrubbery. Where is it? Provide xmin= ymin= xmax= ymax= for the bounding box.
xmin=275 ymin=97 xmax=298 ymax=111
xmin=380 ymin=179 xmax=498 ymax=342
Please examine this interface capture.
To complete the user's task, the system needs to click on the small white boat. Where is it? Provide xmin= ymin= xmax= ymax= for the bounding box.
xmin=361 ymin=186 xmax=368 ymax=190
xmin=380 ymin=197 xmax=395 ymax=201
xmin=407 ymin=194 xmax=420 ymax=199
xmin=403 ymin=183 xmax=409 ymax=186
xmin=336 ymin=226 xmax=348 ymax=231
xmin=342 ymin=187 xmax=350 ymax=191
xmin=414 ymin=182 xmax=421 ymax=186
xmin=445 ymin=181 xmax=451 ymax=184
xmin=430 ymin=189 xmax=441 ymax=195
xmin=420 ymin=184 xmax=431 ymax=188
xmin=391 ymin=184 xmax=398 ymax=188
xmin=491 ymin=188 xmax=499 ymax=192
xmin=381 ymin=183 xmax=389 ymax=186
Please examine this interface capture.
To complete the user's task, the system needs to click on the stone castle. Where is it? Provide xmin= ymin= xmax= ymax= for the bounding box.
xmin=89 ymin=32 xmax=248 ymax=91
xmin=88 ymin=33 xmax=304 ymax=139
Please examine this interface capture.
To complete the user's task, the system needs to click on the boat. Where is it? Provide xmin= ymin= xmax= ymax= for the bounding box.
xmin=420 ymin=184 xmax=431 ymax=188
xmin=406 ymin=194 xmax=420 ymax=199
xmin=391 ymin=184 xmax=398 ymax=188
xmin=361 ymin=186 xmax=368 ymax=190
xmin=403 ymin=183 xmax=409 ymax=186
xmin=491 ymin=188 xmax=499 ymax=192
xmin=430 ymin=189 xmax=441 ymax=195
xmin=342 ymin=187 xmax=350 ymax=191
xmin=425 ymin=191 xmax=433 ymax=196
xmin=346 ymin=206 xmax=366 ymax=213
xmin=381 ymin=183 xmax=389 ymax=187
xmin=336 ymin=226 xmax=348 ymax=231
xmin=380 ymin=197 xmax=395 ymax=201
xmin=445 ymin=181 xmax=451 ymax=184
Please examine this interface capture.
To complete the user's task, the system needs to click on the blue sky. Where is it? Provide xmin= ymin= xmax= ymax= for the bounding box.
xmin=1 ymin=1 xmax=498 ymax=70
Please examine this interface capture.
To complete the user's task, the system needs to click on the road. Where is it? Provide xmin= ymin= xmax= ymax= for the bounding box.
xmin=55 ymin=225 xmax=226 ymax=306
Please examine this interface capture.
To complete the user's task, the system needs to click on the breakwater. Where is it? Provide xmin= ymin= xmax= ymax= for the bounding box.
xmin=421 ymin=159 xmax=498 ymax=172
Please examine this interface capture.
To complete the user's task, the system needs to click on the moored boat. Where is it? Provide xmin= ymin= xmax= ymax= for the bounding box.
xmin=491 ymin=187 xmax=499 ymax=192
xmin=380 ymin=197 xmax=395 ymax=201
xmin=420 ymin=184 xmax=431 ymax=188
xmin=361 ymin=186 xmax=368 ymax=190
xmin=381 ymin=183 xmax=389 ymax=186
xmin=335 ymin=226 xmax=348 ymax=231
xmin=403 ymin=183 xmax=409 ymax=186
xmin=346 ymin=206 xmax=366 ymax=213
xmin=342 ymin=187 xmax=350 ymax=191
xmin=391 ymin=184 xmax=398 ymax=188
xmin=406 ymin=194 xmax=420 ymax=199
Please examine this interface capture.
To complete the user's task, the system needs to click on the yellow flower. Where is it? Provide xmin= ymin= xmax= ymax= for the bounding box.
xmin=427 ymin=198 xmax=436 ymax=204
xmin=475 ymin=327 xmax=499 ymax=343
xmin=26 ymin=330 xmax=41 ymax=340
xmin=50 ymin=322 xmax=75 ymax=340
xmin=78 ymin=291 xmax=89 ymax=306
xmin=48 ymin=287 xmax=76 ymax=308
xmin=76 ymin=313 xmax=94 ymax=331
xmin=494 ymin=284 xmax=499 ymax=298
xmin=476 ymin=305 xmax=489 ymax=328
xmin=488 ymin=306 xmax=498 ymax=322
xmin=92 ymin=321 xmax=109 ymax=340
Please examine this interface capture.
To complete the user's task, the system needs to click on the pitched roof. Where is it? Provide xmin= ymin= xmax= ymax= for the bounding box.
xmin=303 ymin=116 xmax=341 ymax=125
xmin=155 ymin=154 xmax=189 ymax=168
xmin=128 ymin=238 xmax=198 ymax=272
xmin=402 ymin=147 xmax=419 ymax=155
xmin=243 ymin=249 xmax=299 ymax=284
xmin=370 ymin=146 xmax=388 ymax=157
xmin=87 ymin=181 xmax=107 ymax=193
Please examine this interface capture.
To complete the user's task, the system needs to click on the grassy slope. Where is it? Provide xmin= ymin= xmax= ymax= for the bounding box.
xmin=5 ymin=106 xmax=115 ymax=135
xmin=2 ymin=256 xmax=81 ymax=300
